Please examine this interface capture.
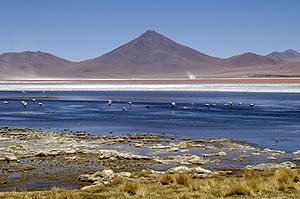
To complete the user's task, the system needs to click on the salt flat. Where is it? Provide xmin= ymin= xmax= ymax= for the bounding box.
xmin=0 ymin=82 xmax=300 ymax=92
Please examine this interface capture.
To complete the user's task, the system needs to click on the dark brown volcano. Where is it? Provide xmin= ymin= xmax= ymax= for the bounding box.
xmin=73 ymin=30 xmax=226 ymax=78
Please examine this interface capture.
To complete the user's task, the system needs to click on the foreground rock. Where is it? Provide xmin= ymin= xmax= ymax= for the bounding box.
xmin=98 ymin=150 xmax=152 ymax=160
xmin=245 ymin=161 xmax=297 ymax=170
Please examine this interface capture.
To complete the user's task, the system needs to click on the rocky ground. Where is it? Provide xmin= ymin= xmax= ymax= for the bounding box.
xmin=0 ymin=127 xmax=299 ymax=192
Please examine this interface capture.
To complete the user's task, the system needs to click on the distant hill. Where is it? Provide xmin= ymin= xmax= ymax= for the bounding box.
xmin=267 ymin=49 xmax=300 ymax=60
xmin=0 ymin=51 xmax=73 ymax=78
xmin=73 ymin=30 xmax=226 ymax=78
xmin=0 ymin=30 xmax=300 ymax=79
xmin=226 ymin=52 xmax=279 ymax=67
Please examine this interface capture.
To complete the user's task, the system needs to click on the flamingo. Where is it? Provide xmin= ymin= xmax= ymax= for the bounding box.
xmin=21 ymin=101 xmax=28 ymax=107
xmin=171 ymin=102 xmax=176 ymax=108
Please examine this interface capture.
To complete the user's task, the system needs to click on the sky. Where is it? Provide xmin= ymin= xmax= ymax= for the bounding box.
xmin=1 ymin=0 xmax=300 ymax=62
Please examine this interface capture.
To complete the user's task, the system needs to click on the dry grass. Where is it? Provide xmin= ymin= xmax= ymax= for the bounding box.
xmin=160 ymin=174 xmax=174 ymax=185
xmin=132 ymin=169 xmax=153 ymax=178
xmin=1 ymin=169 xmax=300 ymax=199
xmin=274 ymin=168 xmax=299 ymax=191
xmin=174 ymin=174 xmax=192 ymax=187
xmin=120 ymin=182 xmax=138 ymax=195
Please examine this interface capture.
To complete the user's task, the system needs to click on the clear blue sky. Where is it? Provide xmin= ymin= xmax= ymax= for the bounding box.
xmin=1 ymin=0 xmax=300 ymax=61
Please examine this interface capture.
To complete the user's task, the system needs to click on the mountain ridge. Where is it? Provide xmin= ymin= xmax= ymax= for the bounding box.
xmin=267 ymin=49 xmax=300 ymax=60
xmin=0 ymin=30 xmax=299 ymax=79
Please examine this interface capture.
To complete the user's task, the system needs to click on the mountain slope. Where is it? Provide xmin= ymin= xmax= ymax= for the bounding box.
xmin=73 ymin=30 xmax=226 ymax=78
xmin=267 ymin=49 xmax=300 ymax=60
xmin=226 ymin=52 xmax=279 ymax=67
xmin=0 ymin=51 xmax=73 ymax=78
xmin=0 ymin=30 xmax=299 ymax=79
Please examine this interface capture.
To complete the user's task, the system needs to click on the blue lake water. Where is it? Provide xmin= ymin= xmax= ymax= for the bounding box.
xmin=1 ymin=91 xmax=300 ymax=152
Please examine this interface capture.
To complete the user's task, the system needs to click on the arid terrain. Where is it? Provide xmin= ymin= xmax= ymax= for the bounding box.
xmin=1 ymin=30 xmax=300 ymax=79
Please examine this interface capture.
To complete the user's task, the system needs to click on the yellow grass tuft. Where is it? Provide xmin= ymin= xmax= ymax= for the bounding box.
xmin=174 ymin=174 xmax=192 ymax=187
xmin=223 ymin=178 xmax=251 ymax=197
xmin=274 ymin=168 xmax=299 ymax=191
xmin=160 ymin=174 xmax=174 ymax=185
xmin=121 ymin=182 xmax=138 ymax=195
xmin=244 ymin=169 xmax=262 ymax=190
xmin=136 ymin=186 xmax=148 ymax=198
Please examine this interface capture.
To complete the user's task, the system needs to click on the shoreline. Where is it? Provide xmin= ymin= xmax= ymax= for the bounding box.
xmin=1 ymin=78 xmax=300 ymax=92
xmin=2 ymin=77 xmax=300 ymax=83
xmin=0 ymin=127 xmax=299 ymax=192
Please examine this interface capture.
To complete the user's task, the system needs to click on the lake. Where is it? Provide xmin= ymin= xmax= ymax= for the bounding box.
xmin=1 ymin=90 xmax=300 ymax=152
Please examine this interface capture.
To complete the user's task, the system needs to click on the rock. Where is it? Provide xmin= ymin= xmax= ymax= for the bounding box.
xmin=293 ymin=150 xmax=300 ymax=155
xmin=202 ymin=151 xmax=227 ymax=157
xmin=5 ymin=155 xmax=18 ymax=161
xmin=194 ymin=167 xmax=213 ymax=174
xmin=35 ymin=151 xmax=47 ymax=157
xmin=262 ymin=148 xmax=285 ymax=155
xmin=78 ymin=169 xmax=114 ymax=183
xmin=81 ymin=184 xmax=100 ymax=190
xmin=101 ymin=169 xmax=114 ymax=178
xmin=78 ymin=174 xmax=95 ymax=183
xmin=66 ymin=156 xmax=77 ymax=161
xmin=267 ymin=156 xmax=277 ymax=161
xmin=98 ymin=150 xmax=151 ymax=160
xmin=245 ymin=161 xmax=297 ymax=170
xmin=63 ymin=148 xmax=77 ymax=154
xmin=154 ymin=154 xmax=209 ymax=165
xmin=0 ymin=156 xmax=7 ymax=162
xmin=133 ymin=143 xmax=143 ymax=148
xmin=168 ymin=166 xmax=212 ymax=174
xmin=168 ymin=147 xmax=179 ymax=152
xmin=102 ymin=181 xmax=110 ymax=185
xmin=185 ymin=155 xmax=207 ymax=164
xmin=216 ymin=151 xmax=227 ymax=156
xmin=115 ymin=172 xmax=132 ymax=178
xmin=168 ymin=166 xmax=191 ymax=173
xmin=150 ymin=144 xmax=172 ymax=149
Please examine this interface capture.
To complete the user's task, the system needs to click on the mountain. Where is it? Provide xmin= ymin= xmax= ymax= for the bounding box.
xmin=267 ymin=49 xmax=300 ymax=60
xmin=0 ymin=51 xmax=73 ymax=78
xmin=1 ymin=30 xmax=300 ymax=79
xmin=73 ymin=30 xmax=226 ymax=78
xmin=226 ymin=52 xmax=279 ymax=67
